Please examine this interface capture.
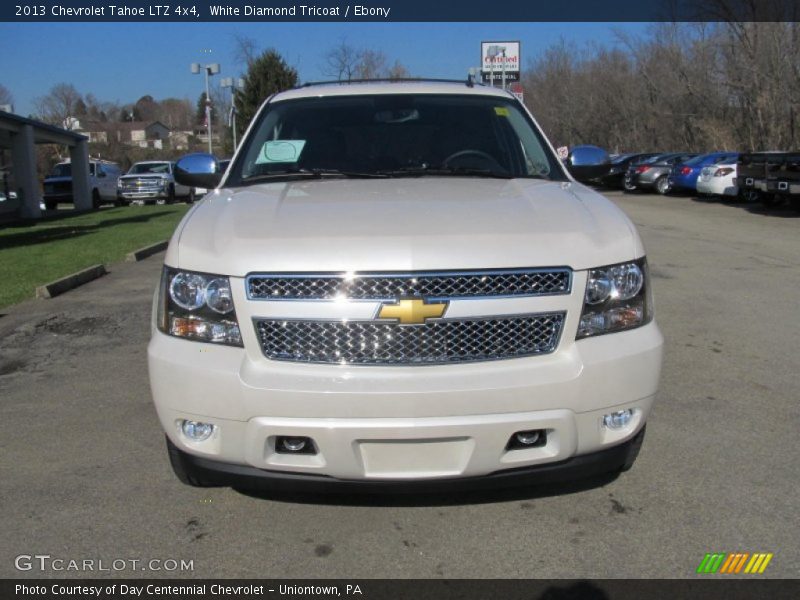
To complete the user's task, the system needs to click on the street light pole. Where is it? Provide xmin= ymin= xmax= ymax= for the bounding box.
xmin=501 ymin=48 xmax=507 ymax=90
xmin=191 ymin=62 xmax=220 ymax=154
xmin=220 ymin=77 xmax=245 ymax=152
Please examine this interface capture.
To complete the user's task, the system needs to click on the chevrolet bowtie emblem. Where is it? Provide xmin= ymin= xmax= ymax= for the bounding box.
xmin=377 ymin=298 xmax=448 ymax=325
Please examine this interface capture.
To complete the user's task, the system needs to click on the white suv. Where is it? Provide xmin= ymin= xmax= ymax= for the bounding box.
xmin=150 ymin=81 xmax=663 ymax=491
xmin=43 ymin=159 xmax=122 ymax=210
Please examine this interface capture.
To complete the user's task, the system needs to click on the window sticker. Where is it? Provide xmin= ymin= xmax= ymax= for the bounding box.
xmin=494 ymin=107 xmax=510 ymax=117
xmin=256 ymin=140 xmax=307 ymax=164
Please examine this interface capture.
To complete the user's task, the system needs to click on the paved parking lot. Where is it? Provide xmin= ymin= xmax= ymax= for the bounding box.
xmin=0 ymin=190 xmax=798 ymax=579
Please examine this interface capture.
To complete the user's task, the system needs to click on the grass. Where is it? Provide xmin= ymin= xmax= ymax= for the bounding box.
xmin=0 ymin=205 xmax=190 ymax=309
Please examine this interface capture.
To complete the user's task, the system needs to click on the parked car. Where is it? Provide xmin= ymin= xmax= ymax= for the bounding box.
xmin=42 ymin=159 xmax=122 ymax=210
xmin=597 ymin=153 xmax=660 ymax=189
xmin=117 ymin=161 xmax=194 ymax=205
xmin=152 ymin=80 xmax=664 ymax=491
xmin=624 ymin=153 xmax=698 ymax=194
xmin=765 ymin=152 xmax=800 ymax=209
xmin=696 ymin=161 xmax=738 ymax=198
xmin=667 ymin=152 xmax=739 ymax=194
xmin=736 ymin=152 xmax=798 ymax=207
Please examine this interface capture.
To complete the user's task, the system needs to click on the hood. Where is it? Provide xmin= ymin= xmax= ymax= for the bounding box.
xmin=167 ymin=178 xmax=642 ymax=275
xmin=120 ymin=173 xmax=167 ymax=180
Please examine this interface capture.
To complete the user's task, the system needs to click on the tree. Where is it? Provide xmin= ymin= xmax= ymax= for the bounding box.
xmin=134 ymin=95 xmax=159 ymax=122
xmin=324 ymin=39 xmax=360 ymax=81
xmin=234 ymin=49 xmax=298 ymax=137
xmin=159 ymin=98 xmax=194 ymax=129
xmin=233 ymin=34 xmax=260 ymax=70
xmin=196 ymin=92 xmax=209 ymax=125
xmin=323 ymin=41 xmax=411 ymax=81
xmin=0 ymin=84 xmax=12 ymax=109
xmin=354 ymin=50 xmax=388 ymax=79
xmin=34 ymin=83 xmax=83 ymax=128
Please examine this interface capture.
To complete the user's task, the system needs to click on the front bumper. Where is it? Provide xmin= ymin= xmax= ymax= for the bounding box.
xmin=171 ymin=428 xmax=644 ymax=493
xmin=149 ymin=318 xmax=663 ymax=483
xmin=119 ymin=189 xmax=168 ymax=199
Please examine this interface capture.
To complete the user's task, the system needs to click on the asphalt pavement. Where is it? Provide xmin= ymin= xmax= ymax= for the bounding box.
xmin=1 ymin=191 xmax=798 ymax=579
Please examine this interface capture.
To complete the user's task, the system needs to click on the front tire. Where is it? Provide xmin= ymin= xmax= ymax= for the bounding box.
xmin=92 ymin=188 xmax=101 ymax=209
xmin=655 ymin=176 xmax=671 ymax=195
xmin=167 ymin=184 xmax=175 ymax=204
xmin=166 ymin=436 xmax=217 ymax=487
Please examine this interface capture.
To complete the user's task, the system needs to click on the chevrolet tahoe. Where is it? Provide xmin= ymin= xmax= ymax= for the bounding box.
xmin=149 ymin=80 xmax=664 ymax=491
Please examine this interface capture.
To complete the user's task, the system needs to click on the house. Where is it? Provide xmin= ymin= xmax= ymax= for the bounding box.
xmin=71 ymin=118 xmax=173 ymax=149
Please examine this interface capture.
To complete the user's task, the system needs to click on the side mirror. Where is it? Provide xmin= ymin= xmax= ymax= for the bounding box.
xmin=566 ymin=145 xmax=611 ymax=183
xmin=174 ymin=153 xmax=222 ymax=189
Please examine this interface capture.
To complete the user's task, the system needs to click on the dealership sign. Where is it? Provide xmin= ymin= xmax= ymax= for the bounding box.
xmin=481 ymin=41 xmax=521 ymax=83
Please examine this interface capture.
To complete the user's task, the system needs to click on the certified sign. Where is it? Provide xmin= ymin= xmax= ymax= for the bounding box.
xmin=481 ymin=41 xmax=521 ymax=83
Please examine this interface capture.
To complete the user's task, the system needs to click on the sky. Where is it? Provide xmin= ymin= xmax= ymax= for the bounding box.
xmin=0 ymin=22 xmax=652 ymax=117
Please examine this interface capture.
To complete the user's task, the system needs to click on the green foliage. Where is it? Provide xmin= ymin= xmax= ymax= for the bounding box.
xmin=0 ymin=205 xmax=190 ymax=308
xmin=234 ymin=49 xmax=298 ymax=138
xmin=196 ymin=92 xmax=208 ymax=125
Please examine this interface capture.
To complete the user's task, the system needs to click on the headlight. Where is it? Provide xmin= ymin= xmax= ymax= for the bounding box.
xmin=157 ymin=267 xmax=242 ymax=346
xmin=576 ymin=258 xmax=652 ymax=339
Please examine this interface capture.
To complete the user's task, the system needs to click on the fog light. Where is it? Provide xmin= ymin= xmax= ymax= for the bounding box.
xmin=603 ymin=409 xmax=634 ymax=430
xmin=506 ymin=429 xmax=547 ymax=450
xmin=181 ymin=420 xmax=215 ymax=442
xmin=516 ymin=431 xmax=541 ymax=445
xmin=276 ymin=436 xmax=316 ymax=455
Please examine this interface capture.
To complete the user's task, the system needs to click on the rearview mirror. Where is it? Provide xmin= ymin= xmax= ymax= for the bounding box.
xmin=566 ymin=145 xmax=611 ymax=183
xmin=174 ymin=153 xmax=222 ymax=189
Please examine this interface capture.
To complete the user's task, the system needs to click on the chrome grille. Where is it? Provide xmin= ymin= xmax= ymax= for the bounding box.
xmin=247 ymin=268 xmax=571 ymax=301
xmin=254 ymin=313 xmax=565 ymax=365
xmin=120 ymin=177 xmax=163 ymax=190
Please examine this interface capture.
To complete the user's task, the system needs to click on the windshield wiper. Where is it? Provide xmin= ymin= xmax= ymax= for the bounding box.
xmin=377 ymin=166 xmax=514 ymax=179
xmin=241 ymin=168 xmax=388 ymax=184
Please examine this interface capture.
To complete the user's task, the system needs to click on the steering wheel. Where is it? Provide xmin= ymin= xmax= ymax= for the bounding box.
xmin=442 ymin=149 xmax=497 ymax=169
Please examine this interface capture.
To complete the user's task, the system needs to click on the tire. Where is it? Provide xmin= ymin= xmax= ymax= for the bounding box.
xmin=790 ymin=197 xmax=800 ymax=212
xmin=167 ymin=184 xmax=176 ymax=204
xmin=761 ymin=193 xmax=782 ymax=207
xmin=655 ymin=176 xmax=671 ymax=195
xmin=623 ymin=176 xmax=637 ymax=193
xmin=739 ymin=189 xmax=760 ymax=203
xmin=620 ymin=426 xmax=646 ymax=472
xmin=166 ymin=436 xmax=217 ymax=487
xmin=186 ymin=188 xmax=196 ymax=204
xmin=91 ymin=188 xmax=101 ymax=209
xmin=44 ymin=200 xmax=56 ymax=211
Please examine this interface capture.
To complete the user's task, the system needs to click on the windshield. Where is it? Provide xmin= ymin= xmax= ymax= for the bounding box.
xmin=128 ymin=162 xmax=170 ymax=175
xmin=50 ymin=164 xmax=71 ymax=178
xmin=227 ymin=94 xmax=566 ymax=185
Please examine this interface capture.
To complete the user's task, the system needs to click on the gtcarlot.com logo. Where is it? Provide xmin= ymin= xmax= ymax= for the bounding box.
xmin=696 ymin=552 xmax=773 ymax=574
xmin=14 ymin=554 xmax=194 ymax=572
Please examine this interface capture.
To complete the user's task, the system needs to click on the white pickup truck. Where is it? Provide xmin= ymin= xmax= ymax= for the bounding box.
xmin=150 ymin=80 xmax=664 ymax=492
xmin=117 ymin=161 xmax=194 ymax=205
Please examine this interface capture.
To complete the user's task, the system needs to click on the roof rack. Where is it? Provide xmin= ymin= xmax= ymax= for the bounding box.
xmin=298 ymin=77 xmax=484 ymax=89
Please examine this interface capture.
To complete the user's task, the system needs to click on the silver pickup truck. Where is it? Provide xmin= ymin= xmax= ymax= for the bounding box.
xmin=117 ymin=161 xmax=195 ymax=205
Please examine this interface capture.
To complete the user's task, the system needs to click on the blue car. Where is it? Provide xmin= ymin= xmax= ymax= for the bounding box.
xmin=668 ymin=152 xmax=739 ymax=194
